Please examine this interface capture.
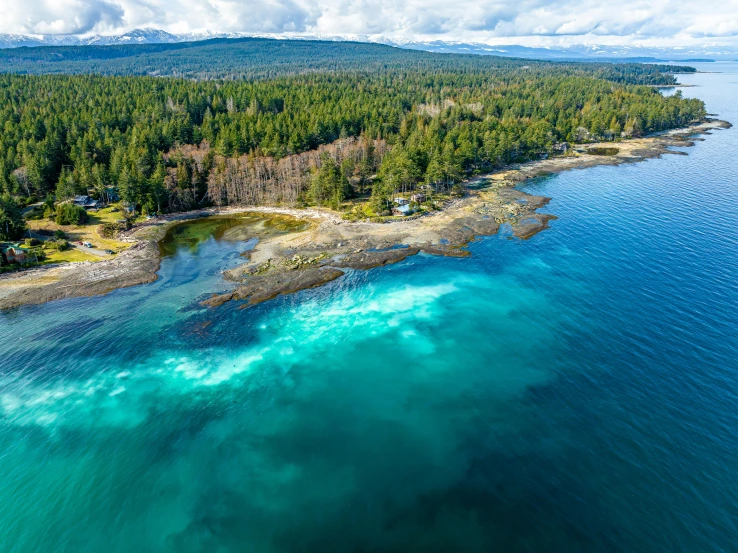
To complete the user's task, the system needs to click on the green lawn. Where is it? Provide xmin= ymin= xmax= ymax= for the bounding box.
xmin=42 ymin=249 xmax=101 ymax=264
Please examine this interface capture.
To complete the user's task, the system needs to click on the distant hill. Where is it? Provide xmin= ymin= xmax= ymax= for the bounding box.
xmin=0 ymin=37 xmax=696 ymax=82
xmin=0 ymin=29 xmax=731 ymax=62
xmin=386 ymin=41 xmax=720 ymax=62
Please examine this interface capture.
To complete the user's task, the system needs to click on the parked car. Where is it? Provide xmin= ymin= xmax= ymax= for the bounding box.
xmin=83 ymin=242 xmax=93 ymax=248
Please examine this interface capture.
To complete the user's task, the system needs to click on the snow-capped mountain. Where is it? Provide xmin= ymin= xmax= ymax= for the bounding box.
xmin=0 ymin=29 xmax=179 ymax=49
xmin=85 ymin=29 xmax=179 ymax=45
xmin=0 ymin=28 xmax=736 ymax=61
xmin=377 ymin=39 xmax=736 ymax=61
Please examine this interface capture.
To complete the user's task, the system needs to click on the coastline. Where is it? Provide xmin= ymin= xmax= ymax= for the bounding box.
xmin=0 ymin=118 xmax=730 ymax=311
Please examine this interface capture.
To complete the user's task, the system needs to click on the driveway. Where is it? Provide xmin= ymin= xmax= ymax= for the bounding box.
xmin=21 ymin=202 xmax=43 ymax=217
xmin=71 ymin=243 xmax=112 ymax=257
xmin=27 ymin=230 xmax=112 ymax=258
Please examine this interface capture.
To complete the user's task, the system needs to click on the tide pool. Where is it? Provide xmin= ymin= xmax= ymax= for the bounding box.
xmin=1 ymin=64 xmax=737 ymax=552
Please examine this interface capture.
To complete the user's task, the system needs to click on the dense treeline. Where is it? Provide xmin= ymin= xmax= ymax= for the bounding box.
xmin=0 ymin=58 xmax=705 ymax=214
xmin=0 ymin=38 xmax=694 ymax=83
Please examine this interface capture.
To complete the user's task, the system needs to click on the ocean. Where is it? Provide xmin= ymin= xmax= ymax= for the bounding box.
xmin=1 ymin=63 xmax=737 ymax=552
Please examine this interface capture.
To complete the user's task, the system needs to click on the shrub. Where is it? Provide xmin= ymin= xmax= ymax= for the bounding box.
xmin=43 ymin=196 xmax=55 ymax=216
xmin=55 ymin=239 xmax=70 ymax=251
xmin=54 ymin=230 xmax=66 ymax=239
xmin=17 ymin=196 xmax=38 ymax=207
xmin=55 ymin=203 xmax=88 ymax=226
xmin=45 ymin=239 xmax=70 ymax=251
xmin=100 ymin=223 xmax=120 ymax=238
xmin=24 ymin=238 xmax=40 ymax=246
xmin=100 ymin=220 xmax=130 ymax=238
xmin=26 ymin=207 xmax=45 ymax=220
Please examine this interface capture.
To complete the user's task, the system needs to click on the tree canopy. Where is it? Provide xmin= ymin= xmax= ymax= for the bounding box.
xmin=0 ymin=195 xmax=26 ymax=240
xmin=0 ymin=40 xmax=706 ymax=213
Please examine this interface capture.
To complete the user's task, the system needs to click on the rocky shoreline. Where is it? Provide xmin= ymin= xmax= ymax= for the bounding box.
xmin=0 ymin=118 xmax=730 ymax=311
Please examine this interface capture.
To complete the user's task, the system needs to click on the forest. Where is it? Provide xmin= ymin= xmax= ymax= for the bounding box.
xmin=0 ymin=39 xmax=706 ymax=216
xmin=0 ymin=37 xmax=696 ymax=82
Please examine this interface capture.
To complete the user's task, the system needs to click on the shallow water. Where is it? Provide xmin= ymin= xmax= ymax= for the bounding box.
xmin=158 ymin=213 xmax=310 ymax=257
xmin=1 ymin=63 xmax=737 ymax=553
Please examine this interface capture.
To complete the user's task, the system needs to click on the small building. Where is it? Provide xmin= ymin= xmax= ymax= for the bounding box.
xmin=105 ymin=188 xmax=120 ymax=202
xmin=3 ymin=246 xmax=27 ymax=264
xmin=73 ymin=195 xmax=101 ymax=209
xmin=410 ymin=193 xmax=427 ymax=203
xmin=393 ymin=197 xmax=410 ymax=206
xmin=392 ymin=204 xmax=413 ymax=217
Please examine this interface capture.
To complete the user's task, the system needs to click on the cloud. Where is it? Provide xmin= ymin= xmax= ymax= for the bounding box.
xmin=5 ymin=0 xmax=125 ymax=34
xmin=0 ymin=0 xmax=737 ymax=46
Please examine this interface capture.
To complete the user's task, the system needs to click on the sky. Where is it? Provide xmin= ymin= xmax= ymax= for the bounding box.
xmin=2 ymin=0 xmax=738 ymax=47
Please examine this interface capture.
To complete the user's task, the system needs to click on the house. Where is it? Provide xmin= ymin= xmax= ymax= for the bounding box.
xmin=2 ymin=246 xmax=27 ymax=265
xmin=410 ymin=193 xmax=427 ymax=203
xmin=392 ymin=197 xmax=410 ymax=206
xmin=392 ymin=204 xmax=413 ymax=217
xmin=73 ymin=195 xmax=102 ymax=209
xmin=105 ymin=188 xmax=120 ymax=202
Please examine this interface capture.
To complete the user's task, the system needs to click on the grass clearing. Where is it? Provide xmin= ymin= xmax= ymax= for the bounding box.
xmin=43 ymin=249 xmax=101 ymax=264
xmin=27 ymin=203 xmax=131 ymax=255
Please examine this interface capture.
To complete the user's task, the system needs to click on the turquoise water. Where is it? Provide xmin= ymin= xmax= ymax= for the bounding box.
xmin=1 ymin=64 xmax=737 ymax=552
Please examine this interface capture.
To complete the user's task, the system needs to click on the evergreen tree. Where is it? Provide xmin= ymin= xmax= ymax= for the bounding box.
xmin=55 ymin=167 xmax=79 ymax=201
xmin=0 ymin=194 xmax=26 ymax=240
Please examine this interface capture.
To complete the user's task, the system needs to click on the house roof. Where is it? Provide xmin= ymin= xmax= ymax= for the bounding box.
xmin=393 ymin=204 xmax=412 ymax=214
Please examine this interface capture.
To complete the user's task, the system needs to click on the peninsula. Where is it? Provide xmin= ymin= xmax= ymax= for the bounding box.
xmin=0 ymin=117 xmax=729 ymax=311
xmin=0 ymin=39 xmax=721 ymax=309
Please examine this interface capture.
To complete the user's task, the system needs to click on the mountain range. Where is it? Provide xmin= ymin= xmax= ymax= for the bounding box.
xmin=0 ymin=28 xmax=735 ymax=61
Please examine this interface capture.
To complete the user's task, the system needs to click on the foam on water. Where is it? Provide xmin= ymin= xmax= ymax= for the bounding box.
xmin=1 ymin=269 xmax=553 ymax=435
xmin=0 ymin=262 xmax=564 ymax=551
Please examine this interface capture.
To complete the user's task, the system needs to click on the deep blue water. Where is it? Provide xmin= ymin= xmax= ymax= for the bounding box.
xmin=1 ymin=63 xmax=737 ymax=552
